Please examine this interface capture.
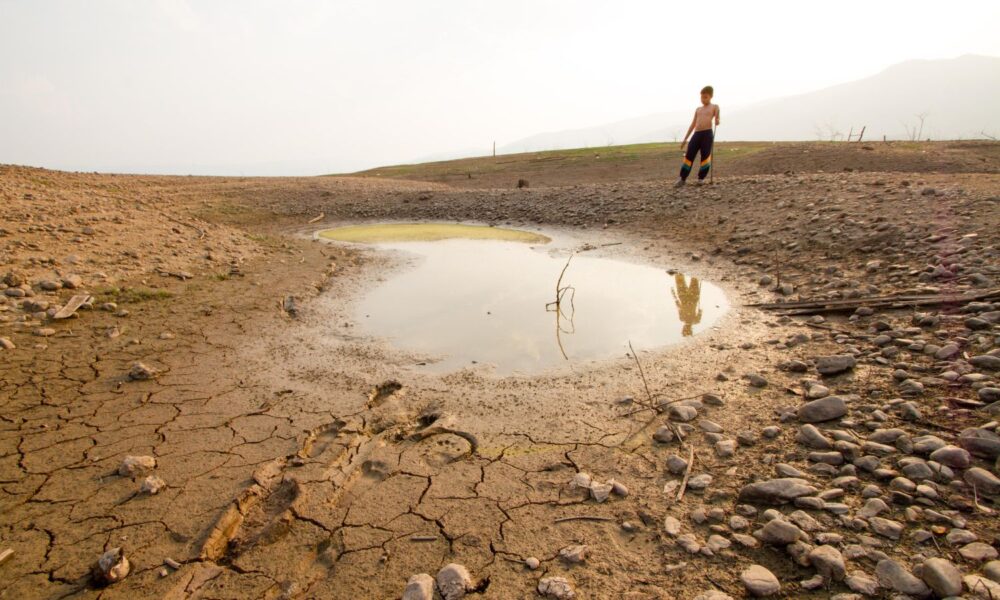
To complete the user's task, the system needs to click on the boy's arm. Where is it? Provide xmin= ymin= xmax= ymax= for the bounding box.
xmin=715 ymin=104 xmax=721 ymax=126
xmin=680 ymin=112 xmax=697 ymax=148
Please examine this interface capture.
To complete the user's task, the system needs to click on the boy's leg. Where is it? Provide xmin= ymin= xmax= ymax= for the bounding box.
xmin=697 ymin=130 xmax=714 ymax=181
xmin=679 ymin=132 xmax=702 ymax=181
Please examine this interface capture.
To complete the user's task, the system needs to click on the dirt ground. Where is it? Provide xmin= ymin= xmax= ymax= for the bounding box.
xmin=2 ymin=143 xmax=1000 ymax=599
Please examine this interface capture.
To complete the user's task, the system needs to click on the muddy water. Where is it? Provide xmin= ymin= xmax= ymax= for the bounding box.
xmin=328 ymin=225 xmax=730 ymax=375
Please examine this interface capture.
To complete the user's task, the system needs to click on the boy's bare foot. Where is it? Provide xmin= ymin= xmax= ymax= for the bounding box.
xmin=673 ymin=178 xmax=685 ymax=187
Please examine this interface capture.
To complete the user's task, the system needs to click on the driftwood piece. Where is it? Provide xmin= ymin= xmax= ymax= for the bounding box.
xmin=53 ymin=294 xmax=92 ymax=319
xmin=748 ymin=288 xmax=1000 ymax=315
xmin=676 ymin=446 xmax=695 ymax=502
xmin=308 ymin=213 xmax=325 ymax=224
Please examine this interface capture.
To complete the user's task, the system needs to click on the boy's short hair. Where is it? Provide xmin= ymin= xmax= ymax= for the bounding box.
xmin=701 ymin=85 xmax=714 ymax=96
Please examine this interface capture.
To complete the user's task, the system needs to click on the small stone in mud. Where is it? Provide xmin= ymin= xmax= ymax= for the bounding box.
xmin=559 ymin=544 xmax=589 ymax=564
xmin=119 ymin=455 xmax=157 ymax=477
xmin=435 ymin=563 xmax=472 ymax=600
xmin=401 ymin=573 xmax=434 ymax=600
xmin=524 ymin=557 xmax=540 ymax=570
xmin=92 ymin=547 xmax=130 ymax=585
xmin=538 ymin=576 xmax=575 ymax=599
xmin=816 ymin=354 xmax=856 ymax=375
xmin=140 ymin=475 xmax=166 ymax=495
xmin=128 ymin=362 xmax=158 ymax=381
xmin=590 ymin=481 xmax=613 ymax=503
xmin=0 ymin=337 xmax=14 ymax=350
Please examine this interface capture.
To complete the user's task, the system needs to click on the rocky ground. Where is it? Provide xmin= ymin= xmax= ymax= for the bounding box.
xmin=1 ymin=149 xmax=1000 ymax=599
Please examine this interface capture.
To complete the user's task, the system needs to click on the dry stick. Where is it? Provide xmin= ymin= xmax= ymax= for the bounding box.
xmin=307 ymin=213 xmax=325 ymax=224
xmin=676 ymin=445 xmax=695 ymax=502
xmin=554 ymin=515 xmax=616 ymax=524
xmin=618 ymin=393 xmax=706 ymax=418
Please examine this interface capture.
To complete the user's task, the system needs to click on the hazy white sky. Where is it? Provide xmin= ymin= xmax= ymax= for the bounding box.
xmin=1 ymin=0 xmax=998 ymax=175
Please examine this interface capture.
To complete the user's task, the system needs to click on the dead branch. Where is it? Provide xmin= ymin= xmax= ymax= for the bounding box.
xmin=676 ymin=446 xmax=695 ymax=501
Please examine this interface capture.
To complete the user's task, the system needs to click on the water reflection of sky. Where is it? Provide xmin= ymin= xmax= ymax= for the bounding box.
xmin=355 ymin=239 xmax=729 ymax=374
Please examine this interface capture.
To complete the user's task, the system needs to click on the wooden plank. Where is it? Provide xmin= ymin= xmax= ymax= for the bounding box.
xmin=53 ymin=294 xmax=92 ymax=320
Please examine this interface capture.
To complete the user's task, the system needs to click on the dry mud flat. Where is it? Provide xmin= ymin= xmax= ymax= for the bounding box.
xmin=1 ymin=163 xmax=1000 ymax=599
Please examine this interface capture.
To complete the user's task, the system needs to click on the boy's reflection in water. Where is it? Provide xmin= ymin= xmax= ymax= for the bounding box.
xmin=671 ymin=274 xmax=702 ymax=337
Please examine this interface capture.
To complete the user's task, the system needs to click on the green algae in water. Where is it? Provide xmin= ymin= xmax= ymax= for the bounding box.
xmin=317 ymin=223 xmax=550 ymax=244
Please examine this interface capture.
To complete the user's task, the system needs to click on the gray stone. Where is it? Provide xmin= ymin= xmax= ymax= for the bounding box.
xmin=756 ymin=519 xmax=804 ymax=545
xmin=959 ymin=428 xmax=1000 ymax=459
xmin=984 ymin=560 xmax=1000 ymax=583
xmin=817 ymin=354 xmax=857 ymax=375
xmin=436 ymin=563 xmax=473 ymax=600
xmin=965 ymin=467 xmax=1000 ymax=494
xmin=537 ymin=577 xmax=575 ymax=600
xmin=918 ymin=557 xmax=962 ymax=597
xmin=666 ymin=454 xmax=688 ymax=475
xmin=930 ymin=445 xmax=971 ymax=469
xmin=670 ymin=405 xmax=698 ymax=422
xmin=118 ymin=455 xmax=156 ymax=477
xmin=845 ymin=571 xmax=880 ymax=595
xmin=913 ymin=435 xmax=947 ymax=454
xmin=869 ymin=517 xmax=904 ymax=540
xmin=875 ymin=559 xmax=930 ymax=598
xmin=797 ymin=424 xmax=833 ymax=449
xmin=970 ymin=355 xmax=1000 ymax=370
xmin=558 ymin=545 xmax=588 ymax=564
xmin=959 ymin=542 xmax=999 ymax=562
xmin=140 ymin=475 xmax=166 ymax=495
xmin=738 ymin=478 xmax=817 ymax=504
xmin=964 ymin=575 xmax=1000 ymax=599
xmin=741 ymin=564 xmax=780 ymax=597
xmin=809 ymin=545 xmax=847 ymax=582
xmin=402 ymin=573 xmax=434 ymax=600
xmin=128 ymin=362 xmax=158 ymax=381
xmin=798 ymin=396 xmax=848 ymax=423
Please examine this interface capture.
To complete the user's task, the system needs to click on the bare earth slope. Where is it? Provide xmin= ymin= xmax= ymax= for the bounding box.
xmin=2 ymin=143 xmax=1000 ymax=599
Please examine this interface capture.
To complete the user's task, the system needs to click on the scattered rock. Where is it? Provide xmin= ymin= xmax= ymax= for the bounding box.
xmin=959 ymin=542 xmax=999 ymax=562
xmin=741 ymin=564 xmax=781 ymax=597
xmin=92 ymin=548 xmax=130 ymax=585
xmin=810 ymin=545 xmax=847 ymax=582
xmin=559 ymin=545 xmax=588 ymax=564
xmin=402 ymin=573 xmax=434 ymax=600
xmin=436 ymin=564 xmax=473 ymax=600
xmin=964 ymin=575 xmax=1000 ymax=599
xmin=798 ymin=396 xmax=848 ymax=423
xmin=918 ymin=557 xmax=962 ymax=598
xmin=118 ymin=455 xmax=157 ymax=477
xmin=965 ymin=467 xmax=1000 ymax=495
xmin=128 ymin=362 xmax=158 ymax=381
xmin=875 ymin=559 xmax=930 ymax=598
xmin=524 ymin=557 xmax=540 ymax=570
xmin=537 ymin=577 xmax=575 ymax=600
xmin=738 ymin=478 xmax=817 ymax=504
xmin=817 ymin=354 xmax=856 ymax=375
xmin=140 ymin=475 xmax=166 ymax=495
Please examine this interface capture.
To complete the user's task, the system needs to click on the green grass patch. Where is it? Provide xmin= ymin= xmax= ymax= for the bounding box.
xmin=97 ymin=286 xmax=174 ymax=303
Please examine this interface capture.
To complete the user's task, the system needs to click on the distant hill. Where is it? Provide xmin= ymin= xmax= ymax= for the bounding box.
xmin=500 ymin=55 xmax=1000 ymax=153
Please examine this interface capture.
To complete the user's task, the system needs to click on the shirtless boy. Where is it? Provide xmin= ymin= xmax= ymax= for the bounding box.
xmin=675 ymin=86 xmax=720 ymax=186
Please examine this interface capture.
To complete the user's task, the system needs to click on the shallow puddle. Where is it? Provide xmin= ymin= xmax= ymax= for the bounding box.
xmin=321 ymin=225 xmax=729 ymax=375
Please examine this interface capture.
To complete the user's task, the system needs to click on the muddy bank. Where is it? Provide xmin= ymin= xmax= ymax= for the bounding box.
xmin=1 ymin=162 xmax=1000 ymax=599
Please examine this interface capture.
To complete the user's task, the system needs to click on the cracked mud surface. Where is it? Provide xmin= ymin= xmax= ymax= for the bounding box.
xmin=2 ymin=155 xmax=1000 ymax=599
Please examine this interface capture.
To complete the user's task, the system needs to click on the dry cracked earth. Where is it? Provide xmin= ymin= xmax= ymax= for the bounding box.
xmin=2 ymin=153 xmax=1000 ymax=600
